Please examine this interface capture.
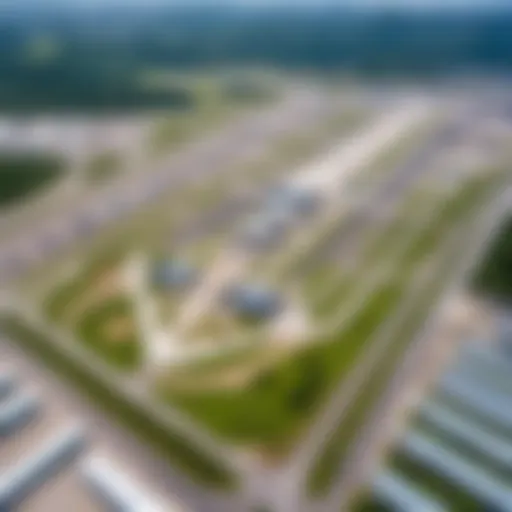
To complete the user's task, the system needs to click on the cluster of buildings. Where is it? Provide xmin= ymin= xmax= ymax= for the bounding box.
xmin=240 ymin=184 xmax=321 ymax=252
xmin=0 ymin=117 xmax=146 ymax=163
xmin=363 ymin=313 xmax=512 ymax=512
xmin=151 ymin=259 xmax=284 ymax=322
xmin=148 ymin=185 xmax=323 ymax=326
xmin=0 ymin=358 xmax=182 ymax=512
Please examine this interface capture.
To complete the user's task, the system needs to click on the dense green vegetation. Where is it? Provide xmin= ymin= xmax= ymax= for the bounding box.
xmin=1 ymin=6 xmax=512 ymax=112
xmin=0 ymin=152 xmax=64 ymax=207
xmin=472 ymin=215 xmax=512 ymax=302
xmin=0 ymin=30 xmax=195 ymax=113
xmin=0 ymin=64 xmax=194 ymax=113
xmin=0 ymin=313 xmax=236 ymax=489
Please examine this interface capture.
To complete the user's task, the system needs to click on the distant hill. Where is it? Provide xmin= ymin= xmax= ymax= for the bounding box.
xmin=1 ymin=5 xmax=512 ymax=111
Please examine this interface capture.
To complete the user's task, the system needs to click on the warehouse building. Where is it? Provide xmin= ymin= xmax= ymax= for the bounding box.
xmin=372 ymin=471 xmax=446 ymax=512
xmin=222 ymin=283 xmax=283 ymax=321
xmin=0 ymin=425 xmax=86 ymax=510
xmin=81 ymin=455 xmax=169 ymax=512
xmin=0 ymin=369 xmax=16 ymax=400
xmin=266 ymin=184 xmax=321 ymax=218
xmin=151 ymin=259 xmax=198 ymax=291
xmin=0 ymin=390 xmax=41 ymax=437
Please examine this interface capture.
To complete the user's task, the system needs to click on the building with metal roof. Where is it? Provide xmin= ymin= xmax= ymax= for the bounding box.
xmin=222 ymin=283 xmax=282 ymax=321
xmin=372 ymin=470 xmax=446 ymax=512
xmin=402 ymin=431 xmax=512 ymax=512
xmin=439 ymin=373 xmax=512 ymax=430
xmin=240 ymin=213 xmax=289 ymax=252
xmin=266 ymin=184 xmax=321 ymax=218
xmin=420 ymin=401 xmax=512 ymax=470
xmin=498 ymin=314 xmax=512 ymax=359
xmin=0 ymin=425 xmax=86 ymax=510
xmin=367 ymin=320 xmax=512 ymax=512
xmin=81 ymin=455 xmax=170 ymax=512
xmin=0 ymin=390 xmax=40 ymax=437
xmin=0 ymin=369 xmax=16 ymax=401
xmin=151 ymin=259 xmax=198 ymax=291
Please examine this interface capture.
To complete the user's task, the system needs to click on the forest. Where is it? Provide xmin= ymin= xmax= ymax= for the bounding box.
xmin=473 ymin=216 xmax=512 ymax=303
xmin=1 ymin=6 xmax=512 ymax=111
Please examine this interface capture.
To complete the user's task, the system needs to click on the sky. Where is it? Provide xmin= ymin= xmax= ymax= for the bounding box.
xmin=2 ymin=0 xmax=510 ymax=10
xmin=227 ymin=0 xmax=512 ymax=9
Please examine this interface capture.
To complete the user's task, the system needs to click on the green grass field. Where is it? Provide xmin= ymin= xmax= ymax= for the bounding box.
xmin=162 ymin=280 xmax=403 ymax=454
xmin=42 ymin=250 xmax=142 ymax=371
xmin=76 ymin=295 xmax=141 ymax=371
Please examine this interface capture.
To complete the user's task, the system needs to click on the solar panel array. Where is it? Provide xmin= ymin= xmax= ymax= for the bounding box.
xmin=361 ymin=331 xmax=512 ymax=512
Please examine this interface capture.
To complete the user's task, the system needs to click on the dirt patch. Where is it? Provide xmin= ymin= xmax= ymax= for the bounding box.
xmin=162 ymin=344 xmax=293 ymax=392
xmin=64 ymin=268 xmax=122 ymax=324
xmin=102 ymin=316 xmax=135 ymax=343
xmin=187 ymin=312 xmax=235 ymax=342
